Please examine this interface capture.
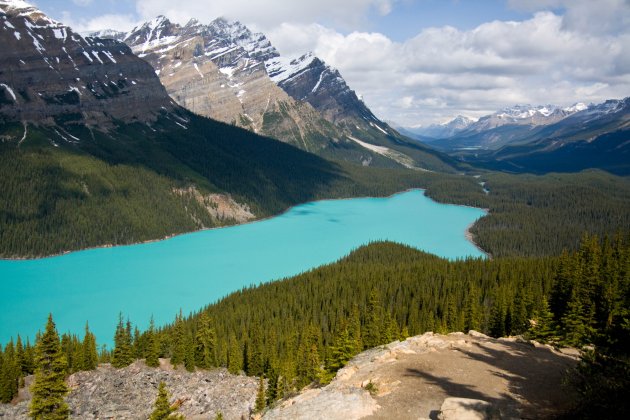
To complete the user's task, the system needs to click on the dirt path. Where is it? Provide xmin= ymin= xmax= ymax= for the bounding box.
xmin=265 ymin=332 xmax=579 ymax=420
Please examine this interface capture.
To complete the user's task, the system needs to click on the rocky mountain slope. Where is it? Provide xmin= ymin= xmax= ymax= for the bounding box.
xmin=460 ymin=98 xmax=630 ymax=175
xmin=0 ymin=0 xmax=175 ymax=125
xmin=264 ymin=331 xmax=578 ymax=420
xmin=90 ymin=17 xmax=456 ymax=172
xmin=3 ymin=0 xmax=415 ymax=257
xmin=0 ymin=332 xmax=579 ymax=419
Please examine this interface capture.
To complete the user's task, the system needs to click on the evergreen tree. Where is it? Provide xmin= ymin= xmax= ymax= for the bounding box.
xmin=464 ymin=284 xmax=481 ymax=332
xmin=194 ymin=312 xmax=217 ymax=369
xmin=348 ymin=304 xmax=362 ymax=353
xmin=297 ymin=326 xmax=322 ymax=387
xmin=527 ymin=298 xmax=556 ymax=343
xmin=246 ymin=325 xmax=264 ymax=377
xmin=183 ymin=332 xmax=195 ymax=372
xmin=364 ymin=289 xmax=383 ymax=348
xmin=265 ymin=368 xmax=279 ymax=405
xmin=170 ymin=311 xmax=186 ymax=368
xmin=255 ymin=376 xmax=266 ymax=413
xmin=112 ymin=314 xmax=134 ymax=368
xmin=145 ymin=317 xmax=160 ymax=368
xmin=29 ymin=314 xmax=69 ymax=420
xmin=149 ymin=381 xmax=183 ymax=420
xmin=227 ymin=333 xmax=242 ymax=375
xmin=82 ymin=323 xmax=98 ymax=371
xmin=0 ymin=340 xmax=18 ymax=403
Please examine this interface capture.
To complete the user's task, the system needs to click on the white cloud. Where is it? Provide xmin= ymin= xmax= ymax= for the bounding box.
xmin=72 ymin=0 xmax=93 ymax=6
xmin=134 ymin=0 xmax=395 ymax=30
xmin=62 ymin=12 xmax=139 ymax=33
xmin=266 ymin=8 xmax=630 ymax=126
xmin=57 ymin=0 xmax=629 ymax=126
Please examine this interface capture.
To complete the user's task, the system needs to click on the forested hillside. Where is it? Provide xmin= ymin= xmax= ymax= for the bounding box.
xmin=1 ymin=234 xmax=627 ymax=416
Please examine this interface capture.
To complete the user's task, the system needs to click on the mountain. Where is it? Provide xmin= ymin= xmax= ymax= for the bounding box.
xmin=420 ymin=103 xmax=589 ymax=151
xmin=0 ymin=0 xmax=435 ymax=257
xmin=89 ymin=17 xmax=457 ymax=172
xmin=0 ymin=0 xmax=175 ymax=124
xmin=403 ymin=115 xmax=476 ymax=140
xmin=469 ymin=98 xmax=630 ymax=175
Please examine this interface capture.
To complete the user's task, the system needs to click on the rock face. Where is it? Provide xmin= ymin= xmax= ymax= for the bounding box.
xmin=104 ymin=17 xmax=346 ymax=155
xmin=266 ymin=52 xmax=385 ymax=130
xmin=263 ymin=332 xmax=578 ymax=420
xmin=89 ymin=16 xmax=458 ymax=170
xmin=0 ymin=0 xmax=174 ymax=125
xmin=0 ymin=360 xmax=258 ymax=419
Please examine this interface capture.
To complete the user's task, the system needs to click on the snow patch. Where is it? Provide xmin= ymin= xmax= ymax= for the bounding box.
xmin=0 ymin=83 xmax=17 ymax=101
xmin=102 ymin=50 xmax=117 ymax=64
xmin=193 ymin=63 xmax=204 ymax=78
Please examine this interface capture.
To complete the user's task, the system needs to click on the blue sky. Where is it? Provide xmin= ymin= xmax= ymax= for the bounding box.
xmin=36 ymin=0 xmax=535 ymax=41
xmin=26 ymin=0 xmax=630 ymax=126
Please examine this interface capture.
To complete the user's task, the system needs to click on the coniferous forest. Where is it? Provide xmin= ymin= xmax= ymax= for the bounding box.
xmin=1 ymin=233 xmax=628 ymax=417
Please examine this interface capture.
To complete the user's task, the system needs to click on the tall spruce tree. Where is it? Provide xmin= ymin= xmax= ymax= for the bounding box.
xmin=112 ymin=314 xmax=134 ymax=368
xmin=82 ymin=323 xmax=98 ymax=371
xmin=0 ymin=340 xmax=18 ymax=403
xmin=364 ymin=289 xmax=383 ymax=348
xmin=145 ymin=317 xmax=160 ymax=368
xmin=29 ymin=314 xmax=69 ymax=420
xmin=194 ymin=312 xmax=217 ymax=369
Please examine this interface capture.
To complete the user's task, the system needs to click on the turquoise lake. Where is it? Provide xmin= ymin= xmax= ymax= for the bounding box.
xmin=0 ymin=190 xmax=486 ymax=346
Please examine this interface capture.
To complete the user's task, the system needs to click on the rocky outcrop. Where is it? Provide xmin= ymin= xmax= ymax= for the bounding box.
xmin=0 ymin=0 xmax=175 ymax=126
xmin=173 ymin=187 xmax=255 ymax=225
xmin=263 ymin=332 xmax=578 ymax=419
xmin=0 ymin=360 xmax=258 ymax=419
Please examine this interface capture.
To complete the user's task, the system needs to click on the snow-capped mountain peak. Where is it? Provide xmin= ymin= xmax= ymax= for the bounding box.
xmin=265 ymin=52 xmax=317 ymax=84
xmin=564 ymin=102 xmax=588 ymax=113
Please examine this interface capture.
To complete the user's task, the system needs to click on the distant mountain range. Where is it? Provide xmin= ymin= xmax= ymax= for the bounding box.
xmin=401 ymin=99 xmax=629 ymax=175
xmin=87 ymin=17 xmax=455 ymax=172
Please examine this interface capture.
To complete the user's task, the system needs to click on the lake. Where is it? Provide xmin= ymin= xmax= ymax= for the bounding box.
xmin=0 ymin=190 xmax=486 ymax=346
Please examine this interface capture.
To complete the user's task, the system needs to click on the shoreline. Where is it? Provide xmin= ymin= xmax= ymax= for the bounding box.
xmin=1 ymin=188 xmax=489 ymax=261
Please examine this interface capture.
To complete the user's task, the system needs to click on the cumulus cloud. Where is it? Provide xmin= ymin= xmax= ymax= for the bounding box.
xmin=134 ymin=0 xmax=396 ymax=29
xmin=61 ymin=12 xmax=139 ymax=33
xmin=267 ymin=7 xmax=630 ymax=126
xmin=58 ymin=0 xmax=629 ymax=125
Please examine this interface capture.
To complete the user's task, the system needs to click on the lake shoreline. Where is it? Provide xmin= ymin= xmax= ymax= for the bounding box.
xmin=2 ymin=188 xmax=489 ymax=261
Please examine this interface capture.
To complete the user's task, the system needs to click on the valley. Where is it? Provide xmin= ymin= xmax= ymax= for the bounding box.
xmin=0 ymin=0 xmax=629 ymax=418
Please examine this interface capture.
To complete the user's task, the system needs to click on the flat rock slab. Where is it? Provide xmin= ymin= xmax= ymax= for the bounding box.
xmin=438 ymin=397 xmax=494 ymax=420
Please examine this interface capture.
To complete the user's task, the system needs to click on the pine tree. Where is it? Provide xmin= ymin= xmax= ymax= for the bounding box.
xmin=255 ymin=376 xmax=266 ymax=413
xmin=246 ymin=325 xmax=264 ymax=377
xmin=265 ymin=368 xmax=279 ymax=405
xmin=112 ymin=314 xmax=134 ymax=368
xmin=364 ymin=289 xmax=383 ymax=348
xmin=82 ymin=323 xmax=98 ymax=371
xmin=170 ymin=311 xmax=186 ymax=368
xmin=194 ymin=312 xmax=217 ymax=369
xmin=348 ymin=304 xmax=362 ymax=353
xmin=527 ymin=298 xmax=556 ymax=343
xmin=227 ymin=333 xmax=242 ymax=374
xmin=149 ymin=381 xmax=183 ymax=420
xmin=464 ymin=284 xmax=481 ymax=332
xmin=29 ymin=314 xmax=69 ymax=420
xmin=183 ymin=332 xmax=195 ymax=372
xmin=145 ymin=317 xmax=160 ymax=368
xmin=0 ymin=340 xmax=18 ymax=403
xmin=297 ymin=326 xmax=322 ymax=388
